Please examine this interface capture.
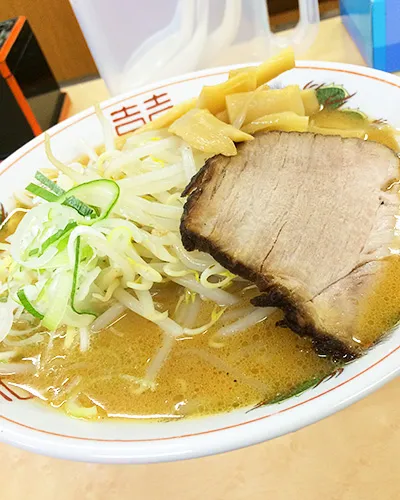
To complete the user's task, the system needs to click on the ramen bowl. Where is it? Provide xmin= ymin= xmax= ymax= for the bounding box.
xmin=1 ymin=61 xmax=400 ymax=464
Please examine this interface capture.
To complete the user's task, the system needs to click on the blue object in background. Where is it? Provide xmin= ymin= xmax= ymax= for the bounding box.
xmin=340 ymin=0 xmax=400 ymax=72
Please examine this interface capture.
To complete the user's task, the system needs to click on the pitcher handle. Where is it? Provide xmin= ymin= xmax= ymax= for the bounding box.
xmin=267 ymin=0 xmax=320 ymax=54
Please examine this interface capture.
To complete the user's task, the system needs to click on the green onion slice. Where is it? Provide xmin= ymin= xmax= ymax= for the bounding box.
xmin=17 ymin=289 xmax=44 ymax=320
xmin=41 ymin=271 xmax=73 ymax=331
xmin=27 ymin=221 xmax=77 ymax=258
xmin=70 ymin=236 xmax=96 ymax=317
xmin=34 ymin=171 xmax=65 ymax=196
xmin=59 ymin=179 xmax=120 ymax=224
xmin=42 ymin=221 xmax=78 ymax=254
xmin=63 ymin=197 xmax=94 ymax=217
xmin=26 ymin=184 xmax=58 ymax=202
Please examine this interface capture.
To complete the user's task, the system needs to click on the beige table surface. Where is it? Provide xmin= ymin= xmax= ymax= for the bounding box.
xmin=2 ymin=16 xmax=400 ymax=500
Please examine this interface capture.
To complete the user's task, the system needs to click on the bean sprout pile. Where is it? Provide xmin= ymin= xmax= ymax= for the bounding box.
xmin=0 ymin=112 xmax=272 ymax=399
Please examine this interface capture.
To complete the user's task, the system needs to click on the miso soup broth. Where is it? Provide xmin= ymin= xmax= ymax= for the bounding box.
xmin=5 ymin=285 xmax=337 ymax=420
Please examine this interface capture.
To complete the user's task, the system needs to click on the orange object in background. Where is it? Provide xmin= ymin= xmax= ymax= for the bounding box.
xmin=0 ymin=16 xmax=70 ymax=160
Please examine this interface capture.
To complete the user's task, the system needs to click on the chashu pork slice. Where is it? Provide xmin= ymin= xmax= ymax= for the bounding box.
xmin=180 ymin=131 xmax=400 ymax=360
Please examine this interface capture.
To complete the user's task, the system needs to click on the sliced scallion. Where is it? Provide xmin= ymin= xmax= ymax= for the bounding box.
xmin=57 ymin=237 xmax=70 ymax=252
xmin=25 ymin=184 xmax=58 ymax=202
xmin=27 ymin=221 xmax=77 ymax=258
xmin=63 ymin=196 xmax=94 ymax=217
xmin=17 ymin=289 xmax=44 ymax=320
xmin=70 ymin=236 xmax=96 ymax=317
xmin=41 ymin=221 xmax=77 ymax=254
xmin=42 ymin=271 xmax=72 ymax=331
xmin=59 ymin=179 xmax=120 ymax=224
xmin=34 ymin=171 xmax=65 ymax=196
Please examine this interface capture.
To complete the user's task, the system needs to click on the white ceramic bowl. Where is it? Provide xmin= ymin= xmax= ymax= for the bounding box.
xmin=1 ymin=61 xmax=400 ymax=464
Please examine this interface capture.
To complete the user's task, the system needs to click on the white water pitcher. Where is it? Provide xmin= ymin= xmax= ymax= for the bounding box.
xmin=70 ymin=0 xmax=320 ymax=95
